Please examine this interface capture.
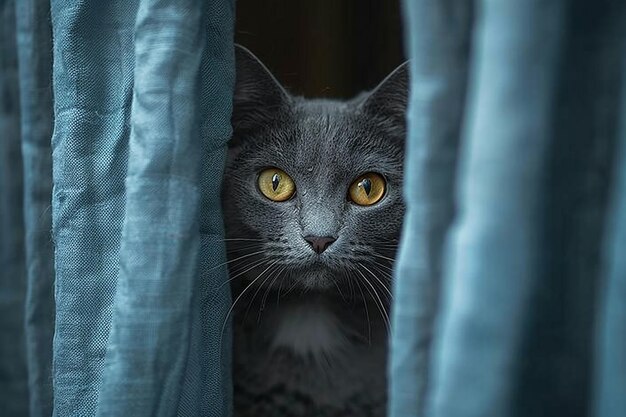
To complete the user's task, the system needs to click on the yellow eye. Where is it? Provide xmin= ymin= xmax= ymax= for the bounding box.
xmin=258 ymin=167 xmax=296 ymax=202
xmin=348 ymin=173 xmax=386 ymax=206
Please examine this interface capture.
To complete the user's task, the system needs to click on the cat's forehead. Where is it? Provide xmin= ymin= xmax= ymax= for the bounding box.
xmin=241 ymin=98 xmax=403 ymax=185
xmin=285 ymin=101 xmax=396 ymax=174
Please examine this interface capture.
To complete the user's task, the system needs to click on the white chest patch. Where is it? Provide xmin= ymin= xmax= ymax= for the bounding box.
xmin=270 ymin=301 xmax=349 ymax=357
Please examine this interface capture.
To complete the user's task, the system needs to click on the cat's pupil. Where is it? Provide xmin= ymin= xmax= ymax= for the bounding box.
xmin=359 ymin=178 xmax=372 ymax=196
xmin=272 ymin=173 xmax=281 ymax=191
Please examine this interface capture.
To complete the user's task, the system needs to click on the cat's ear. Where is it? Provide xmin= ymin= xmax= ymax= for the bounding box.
xmin=359 ymin=61 xmax=409 ymax=125
xmin=232 ymin=44 xmax=290 ymax=137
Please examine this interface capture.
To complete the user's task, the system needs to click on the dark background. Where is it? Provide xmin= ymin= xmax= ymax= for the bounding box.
xmin=235 ymin=0 xmax=404 ymax=99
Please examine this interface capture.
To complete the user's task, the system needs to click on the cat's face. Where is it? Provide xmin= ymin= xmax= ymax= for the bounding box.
xmin=223 ymin=46 xmax=407 ymax=291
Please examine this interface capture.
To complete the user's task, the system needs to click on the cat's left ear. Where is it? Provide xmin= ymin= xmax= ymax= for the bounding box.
xmin=231 ymin=44 xmax=290 ymax=137
xmin=359 ymin=62 xmax=409 ymax=125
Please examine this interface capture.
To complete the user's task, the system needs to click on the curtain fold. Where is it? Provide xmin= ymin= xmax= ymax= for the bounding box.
xmin=94 ymin=0 xmax=207 ymax=413
xmin=1 ymin=0 xmax=234 ymax=416
xmin=15 ymin=1 xmax=55 ymax=415
xmin=95 ymin=0 xmax=234 ymax=415
xmin=595 ymin=44 xmax=626 ymax=417
xmin=430 ymin=2 xmax=566 ymax=416
xmin=50 ymin=2 xmax=137 ymax=414
xmin=49 ymin=0 xmax=235 ymax=415
xmin=0 ymin=1 xmax=29 ymax=415
xmin=389 ymin=2 xmax=473 ymax=416
xmin=392 ymin=1 xmax=626 ymax=417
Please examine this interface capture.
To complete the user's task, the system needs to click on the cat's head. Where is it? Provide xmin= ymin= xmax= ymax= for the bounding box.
xmin=223 ymin=45 xmax=407 ymax=292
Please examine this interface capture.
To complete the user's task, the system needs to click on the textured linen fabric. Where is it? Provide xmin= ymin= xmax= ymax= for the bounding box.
xmin=391 ymin=1 xmax=626 ymax=417
xmin=3 ymin=0 xmax=234 ymax=414
xmin=595 ymin=47 xmax=626 ymax=417
xmin=0 ymin=1 xmax=30 ymax=415
xmin=389 ymin=2 xmax=473 ymax=416
xmin=96 ymin=0 xmax=235 ymax=415
xmin=48 ymin=0 xmax=234 ymax=416
xmin=15 ymin=1 xmax=56 ymax=415
xmin=50 ymin=2 xmax=138 ymax=414
xmin=430 ymin=3 xmax=566 ymax=416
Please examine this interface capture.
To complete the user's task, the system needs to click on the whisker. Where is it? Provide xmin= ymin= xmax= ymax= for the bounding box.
xmin=226 ymin=247 xmax=262 ymax=255
xmin=283 ymin=276 xmax=300 ymax=296
xmin=227 ymin=256 xmax=265 ymax=275
xmin=369 ymin=264 xmax=394 ymax=300
xmin=370 ymin=263 xmax=394 ymax=280
xmin=370 ymin=252 xmax=396 ymax=263
xmin=218 ymin=258 xmax=272 ymax=363
xmin=226 ymin=242 xmax=263 ymax=251
xmin=356 ymin=266 xmax=391 ymax=335
xmin=244 ymin=263 xmax=281 ymax=322
xmin=258 ymin=266 xmax=286 ymax=322
xmin=366 ymin=275 xmax=392 ymax=307
xmin=360 ymin=263 xmax=393 ymax=301
xmin=347 ymin=272 xmax=356 ymax=302
xmin=372 ymin=238 xmax=399 ymax=244
xmin=209 ymin=250 xmax=266 ymax=271
xmin=352 ymin=271 xmax=372 ymax=345
xmin=370 ymin=259 xmax=394 ymax=272
xmin=368 ymin=261 xmax=392 ymax=275
xmin=333 ymin=278 xmax=346 ymax=302
xmin=276 ymin=271 xmax=286 ymax=307
xmin=373 ymin=243 xmax=399 ymax=249
xmin=215 ymin=257 xmax=268 ymax=290
xmin=220 ymin=260 xmax=278 ymax=344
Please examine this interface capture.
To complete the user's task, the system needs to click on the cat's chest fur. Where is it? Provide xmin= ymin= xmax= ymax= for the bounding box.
xmin=233 ymin=293 xmax=388 ymax=417
xmin=270 ymin=298 xmax=352 ymax=355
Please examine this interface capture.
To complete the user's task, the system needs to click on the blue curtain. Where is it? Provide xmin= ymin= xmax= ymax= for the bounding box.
xmin=391 ymin=1 xmax=626 ymax=417
xmin=1 ymin=0 xmax=234 ymax=415
xmin=1 ymin=2 xmax=29 ymax=415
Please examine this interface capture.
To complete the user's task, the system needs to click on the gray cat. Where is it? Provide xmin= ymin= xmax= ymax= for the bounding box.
xmin=222 ymin=45 xmax=407 ymax=417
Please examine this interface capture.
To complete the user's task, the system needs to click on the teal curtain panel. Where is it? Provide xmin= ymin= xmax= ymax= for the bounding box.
xmin=15 ymin=1 xmax=55 ymax=416
xmin=1 ymin=2 xmax=29 ymax=415
xmin=0 ymin=0 xmax=234 ymax=415
xmin=391 ymin=1 xmax=626 ymax=417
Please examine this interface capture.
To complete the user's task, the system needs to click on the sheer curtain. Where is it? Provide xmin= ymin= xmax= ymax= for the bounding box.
xmin=391 ymin=1 xmax=626 ymax=417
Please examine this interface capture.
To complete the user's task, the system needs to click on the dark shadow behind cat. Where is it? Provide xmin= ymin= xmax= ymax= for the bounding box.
xmin=222 ymin=45 xmax=408 ymax=417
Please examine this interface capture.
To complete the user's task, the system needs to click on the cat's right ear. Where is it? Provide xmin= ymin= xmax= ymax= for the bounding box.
xmin=231 ymin=45 xmax=290 ymax=141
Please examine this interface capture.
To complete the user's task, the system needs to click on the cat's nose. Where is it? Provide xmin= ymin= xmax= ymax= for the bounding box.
xmin=303 ymin=235 xmax=336 ymax=254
